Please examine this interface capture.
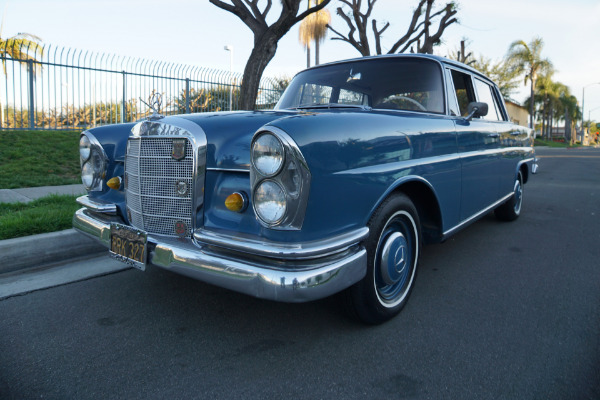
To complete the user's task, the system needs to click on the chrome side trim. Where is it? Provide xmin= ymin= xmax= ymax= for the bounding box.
xmin=206 ymin=167 xmax=250 ymax=173
xmin=76 ymin=195 xmax=117 ymax=215
xmin=335 ymin=153 xmax=460 ymax=176
xmin=442 ymin=192 xmax=513 ymax=238
xmin=72 ymin=208 xmax=367 ymax=303
xmin=335 ymin=147 xmax=534 ymax=176
xmin=194 ymin=227 xmax=369 ymax=260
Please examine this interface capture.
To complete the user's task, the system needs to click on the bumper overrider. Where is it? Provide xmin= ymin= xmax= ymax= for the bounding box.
xmin=73 ymin=202 xmax=368 ymax=302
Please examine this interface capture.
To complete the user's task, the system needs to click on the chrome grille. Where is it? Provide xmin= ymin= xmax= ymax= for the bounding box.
xmin=125 ymin=137 xmax=194 ymax=237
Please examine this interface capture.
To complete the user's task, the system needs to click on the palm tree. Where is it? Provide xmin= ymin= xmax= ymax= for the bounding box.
xmin=506 ymin=37 xmax=553 ymax=130
xmin=299 ymin=0 xmax=330 ymax=67
xmin=534 ymin=73 xmax=556 ymax=138
xmin=0 ymin=16 xmax=43 ymax=127
xmin=0 ymin=30 xmax=43 ymax=75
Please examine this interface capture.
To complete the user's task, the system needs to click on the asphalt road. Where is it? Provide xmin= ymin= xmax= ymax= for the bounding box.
xmin=1 ymin=147 xmax=599 ymax=400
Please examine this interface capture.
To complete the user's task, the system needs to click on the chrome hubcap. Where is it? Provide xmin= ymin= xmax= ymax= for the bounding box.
xmin=374 ymin=211 xmax=417 ymax=307
xmin=379 ymin=232 xmax=409 ymax=286
xmin=514 ymin=180 xmax=522 ymax=214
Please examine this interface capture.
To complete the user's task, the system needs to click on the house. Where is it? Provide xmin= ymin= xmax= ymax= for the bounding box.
xmin=505 ymin=100 xmax=529 ymax=128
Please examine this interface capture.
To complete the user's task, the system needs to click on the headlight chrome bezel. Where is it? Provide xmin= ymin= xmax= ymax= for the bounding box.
xmin=250 ymin=127 xmax=311 ymax=230
xmin=79 ymin=131 xmax=108 ymax=192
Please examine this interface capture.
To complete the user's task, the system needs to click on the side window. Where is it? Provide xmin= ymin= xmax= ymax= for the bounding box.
xmin=445 ymin=69 xmax=460 ymax=116
xmin=474 ymin=78 xmax=500 ymax=121
xmin=298 ymin=83 xmax=333 ymax=106
xmin=450 ymin=69 xmax=476 ymax=117
xmin=338 ymin=88 xmax=368 ymax=105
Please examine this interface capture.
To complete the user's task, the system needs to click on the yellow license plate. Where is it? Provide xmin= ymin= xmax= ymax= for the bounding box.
xmin=109 ymin=224 xmax=147 ymax=270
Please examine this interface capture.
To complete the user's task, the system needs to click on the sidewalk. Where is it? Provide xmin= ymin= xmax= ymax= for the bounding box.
xmin=0 ymin=184 xmax=106 ymax=275
xmin=0 ymin=184 xmax=87 ymax=203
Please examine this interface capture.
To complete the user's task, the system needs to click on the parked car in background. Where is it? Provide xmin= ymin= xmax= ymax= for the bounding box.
xmin=74 ymin=54 xmax=537 ymax=324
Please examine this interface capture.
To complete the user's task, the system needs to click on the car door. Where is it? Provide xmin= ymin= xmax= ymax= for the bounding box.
xmin=447 ymin=68 xmax=500 ymax=221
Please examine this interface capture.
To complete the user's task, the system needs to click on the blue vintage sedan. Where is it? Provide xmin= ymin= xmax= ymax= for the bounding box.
xmin=73 ymin=54 xmax=537 ymax=324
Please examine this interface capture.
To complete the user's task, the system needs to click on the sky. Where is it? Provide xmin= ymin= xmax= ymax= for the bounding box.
xmin=3 ymin=0 xmax=600 ymax=121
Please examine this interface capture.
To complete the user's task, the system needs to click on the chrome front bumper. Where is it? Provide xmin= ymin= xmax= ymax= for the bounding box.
xmin=73 ymin=207 xmax=368 ymax=302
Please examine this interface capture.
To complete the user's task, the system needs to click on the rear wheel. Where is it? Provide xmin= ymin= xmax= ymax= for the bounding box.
xmin=346 ymin=194 xmax=421 ymax=325
xmin=495 ymin=171 xmax=523 ymax=222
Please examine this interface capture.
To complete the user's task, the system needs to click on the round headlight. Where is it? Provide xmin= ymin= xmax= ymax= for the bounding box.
xmin=81 ymin=149 xmax=105 ymax=191
xmin=254 ymin=180 xmax=287 ymax=224
xmin=252 ymin=133 xmax=284 ymax=176
xmin=81 ymin=161 xmax=94 ymax=189
xmin=79 ymin=135 xmax=91 ymax=161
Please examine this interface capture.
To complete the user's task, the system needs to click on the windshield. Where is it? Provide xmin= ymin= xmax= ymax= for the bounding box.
xmin=275 ymin=57 xmax=445 ymax=114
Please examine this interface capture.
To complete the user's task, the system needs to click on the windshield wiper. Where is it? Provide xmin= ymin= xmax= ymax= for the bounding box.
xmin=292 ymin=103 xmax=371 ymax=111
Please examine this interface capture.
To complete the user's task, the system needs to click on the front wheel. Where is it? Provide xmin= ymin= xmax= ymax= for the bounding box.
xmin=495 ymin=171 xmax=523 ymax=222
xmin=346 ymin=194 xmax=421 ymax=325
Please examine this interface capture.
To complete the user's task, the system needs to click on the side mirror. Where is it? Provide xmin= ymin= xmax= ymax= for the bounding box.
xmin=465 ymin=102 xmax=488 ymax=121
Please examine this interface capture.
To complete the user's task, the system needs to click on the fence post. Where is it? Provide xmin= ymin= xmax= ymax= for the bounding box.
xmin=185 ymin=78 xmax=190 ymax=114
xmin=122 ymin=70 xmax=127 ymax=123
xmin=28 ymin=60 xmax=35 ymax=129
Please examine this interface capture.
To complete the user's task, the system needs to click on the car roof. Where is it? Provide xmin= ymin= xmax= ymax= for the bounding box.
xmin=303 ymin=53 xmax=493 ymax=85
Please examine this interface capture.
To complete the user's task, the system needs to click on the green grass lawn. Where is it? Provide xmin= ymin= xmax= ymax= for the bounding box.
xmin=0 ymin=130 xmax=81 ymax=189
xmin=0 ymin=194 xmax=80 ymax=240
xmin=534 ymin=138 xmax=581 ymax=148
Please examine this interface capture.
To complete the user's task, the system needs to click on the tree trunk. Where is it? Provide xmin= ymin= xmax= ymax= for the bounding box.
xmin=529 ymin=77 xmax=535 ymax=129
xmin=239 ymin=34 xmax=279 ymax=110
xmin=541 ymin=100 xmax=546 ymax=139
xmin=565 ymin=110 xmax=571 ymax=142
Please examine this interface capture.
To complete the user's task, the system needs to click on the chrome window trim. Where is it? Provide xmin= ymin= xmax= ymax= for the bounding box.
xmin=194 ymin=227 xmax=369 ymax=260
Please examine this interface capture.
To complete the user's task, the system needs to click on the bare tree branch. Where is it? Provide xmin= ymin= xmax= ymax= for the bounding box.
xmin=329 ymin=0 xmax=458 ymax=56
xmin=388 ymin=0 xmax=426 ymax=54
xmin=372 ymin=19 xmax=389 ymax=56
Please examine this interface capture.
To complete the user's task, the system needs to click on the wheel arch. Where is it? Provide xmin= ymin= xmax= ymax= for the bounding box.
xmin=368 ymin=176 xmax=444 ymax=245
xmin=517 ymin=160 xmax=530 ymax=184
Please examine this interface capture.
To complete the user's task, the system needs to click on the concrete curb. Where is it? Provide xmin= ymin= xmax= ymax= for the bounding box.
xmin=0 ymin=229 xmax=106 ymax=275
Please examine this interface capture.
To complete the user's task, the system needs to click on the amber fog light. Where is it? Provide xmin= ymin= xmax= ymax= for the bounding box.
xmin=225 ymin=192 xmax=247 ymax=213
xmin=107 ymin=176 xmax=122 ymax=190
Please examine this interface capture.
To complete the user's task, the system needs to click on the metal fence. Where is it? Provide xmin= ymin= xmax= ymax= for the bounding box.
xmin=0 ymin=42 xmax=286 ymax=130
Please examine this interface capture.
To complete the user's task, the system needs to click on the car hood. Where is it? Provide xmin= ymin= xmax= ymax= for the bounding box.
xmin=176 ymin=108 xmax=418 ymax=173
xmin=177 ymin=110 xmax=297 ymax=170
